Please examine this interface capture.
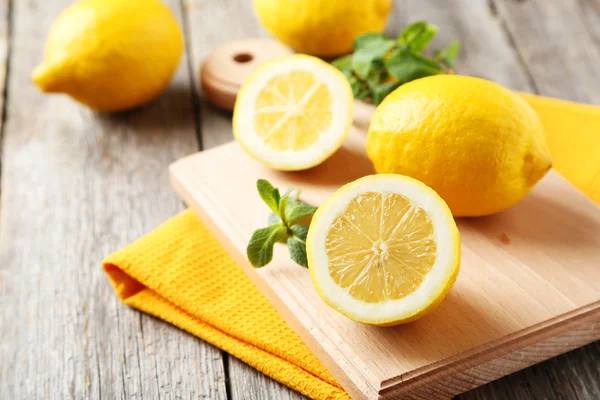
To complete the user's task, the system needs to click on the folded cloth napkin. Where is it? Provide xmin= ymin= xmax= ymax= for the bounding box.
xmin=103 ymin=94 xmax=599 ymax=400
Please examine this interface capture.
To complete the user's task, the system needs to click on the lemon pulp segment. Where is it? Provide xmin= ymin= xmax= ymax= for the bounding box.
xmin=325 ymin=192 xmax=437 ymax=303
xmin=254 ymin=71 xmax=333 ymax=151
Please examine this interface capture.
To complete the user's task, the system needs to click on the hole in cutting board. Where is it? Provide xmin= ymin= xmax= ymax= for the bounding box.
xmin=233 ymin=53 xmax=253 ymax=63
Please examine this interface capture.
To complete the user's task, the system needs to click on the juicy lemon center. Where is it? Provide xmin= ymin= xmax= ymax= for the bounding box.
xmin=254 ymin=71 xmax=333 ymax=151
xmin=325 ymin=192 xmax=437 ymax=303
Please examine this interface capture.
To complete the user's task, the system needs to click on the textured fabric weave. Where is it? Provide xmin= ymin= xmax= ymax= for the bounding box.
xmin=103 ymin=94 xmax=600 ymax=400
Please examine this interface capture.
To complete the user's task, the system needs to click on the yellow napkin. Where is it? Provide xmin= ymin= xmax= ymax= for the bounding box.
xmin=103 ymin=94 xmax=599 ymax=400
xmin=104 ymin=210 xmax=349 ymax=400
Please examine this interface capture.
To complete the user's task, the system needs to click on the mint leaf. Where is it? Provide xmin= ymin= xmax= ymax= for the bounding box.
xmin=268 ymin=212 xmax=282 ymax=226
xmin=332 ymin=54 xmax=353 ymax=77
xmin=247 ymin=224 xmax=287 ymax=268
xmin=288 ymin=236 xmax=308 ymax=268
xmin=257 ymin=179 xmax=281 ymax=214
xmin=371 ymin=80 xmax=401 ymax=105
xmin=434 ymin=40 xmax=461 ymax=68
xmin=385 ymin=48 xmax=445 ymax=83
xmin=279 ymin=192 xmax=290 ymax=223
xmin=249 ymin=182 xmax=318 ymax=268
xmin=290 ymin=224 xmax=308 ymax=241
xmin=352 ymin=36 xmax=395 ymax=79
xmin=285 ymin=201 xmax=318 ymax=224
xmin=289 ymin=189 xmax=300 ymax=202
xmin=353 ymin=33 xmax=390 ymax=50
xmin=331 ymin=21 xmax=460 ymax=106
xmin=399 ymin=21 xmax=439 ymax=52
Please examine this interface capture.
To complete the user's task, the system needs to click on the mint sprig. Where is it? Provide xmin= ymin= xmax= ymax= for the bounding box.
xmin=247 ymin=179 xmax=317 ymax=268
xmin=332 ymin=21 xmax=461 ymax=105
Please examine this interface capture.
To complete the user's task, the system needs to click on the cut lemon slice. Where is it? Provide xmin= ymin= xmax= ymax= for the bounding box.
xmin=306 ymin=174 xmax=461 ymax=326
xmin=233 ymin=54 xmax=353 ymax=171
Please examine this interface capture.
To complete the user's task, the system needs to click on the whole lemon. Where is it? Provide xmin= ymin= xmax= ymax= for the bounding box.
xmin=32 ymin=0 xmax=184 ymax=112
xmin=366 ymin=75 xmax=552 ymax=217
xmin=253 ymin=0 xmax=392 ymax=57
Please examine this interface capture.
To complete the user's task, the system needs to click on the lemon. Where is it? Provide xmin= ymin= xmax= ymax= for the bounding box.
xmin=233 ymin=55 xmax=353 ymax=171
xmin=306 ymin=174 xmax=460 ymax=326
xmin=32 ymin=0 xmax=184 ymax=112
xmin=367 ymin=75 xmax=552 ymax=217
xmin=253 ymin=0 xmax=392 ymax=57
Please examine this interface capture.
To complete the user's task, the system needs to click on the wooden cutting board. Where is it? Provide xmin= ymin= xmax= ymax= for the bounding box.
xmin=170 ymin=124 xmax=600 ymax=399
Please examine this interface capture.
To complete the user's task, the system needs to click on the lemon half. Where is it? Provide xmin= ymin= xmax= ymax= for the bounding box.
xmin=233 ymin=54 xmax=353 ymax=171
xmin=306 ymin=175 xmax=461 ymax=326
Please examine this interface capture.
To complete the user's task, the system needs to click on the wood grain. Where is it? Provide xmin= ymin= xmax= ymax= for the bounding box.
xmin=184 ymin=0 xmax=266 ymax=149
xmin=492 ymin=0 xmax=600 ymax=103
xmin=170 ymin=126 xmax=600 ymax=399
xmin=0 ymin=0 xmax=8 ymax=135
xmin=387 ymin=0 xmax=535 ymax=92
xmin=0 ymin=0 xmax=227 ymax=399
xmin=184 ymin=0 xmax=308 ymax=398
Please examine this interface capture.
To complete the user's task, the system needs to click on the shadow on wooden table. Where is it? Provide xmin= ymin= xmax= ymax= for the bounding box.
xmin=92 ymin=83 xmax=198 ymax=133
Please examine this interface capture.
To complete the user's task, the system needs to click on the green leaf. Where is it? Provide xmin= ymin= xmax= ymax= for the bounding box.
xmin=398 ymin=21 xmax=439 ymax=52
xmin=279 ymin=192 xmax=290 ymax=223
xmin=353 ymin=33 xmax=390 ymax=50
xmin=246 ymin=224 xmax=288 ymax=268
xmin=331 ymin=54 xmax=353 ymax=76
xmin=352 ymin=36 xmax=395 ymax=79
xmin=371 ymin=80 xmax=401 ymax=105
xmin=257 ymin=179 xmax=281 ymax=214
xmin=289 ymin=189 xmax=300 ymax=203
xmin=285 ymin=200 xmax=318 ymax=224
xmin=288 ymin=236 xmax=308 ymax=267
xmin=268 ymin=212 xmax=281 ymax=226
xmin=365 ymin=62 xmax=386 ymax=87
xmin=384 ymin=48 xmax=445 ymax=84
xmin=434 ymin=40 xmax=461 ymax=67
xmin=355 ymin=85 xmax=373 ymax=100
xmin=290 ymin=224 xmax=308 ymax=241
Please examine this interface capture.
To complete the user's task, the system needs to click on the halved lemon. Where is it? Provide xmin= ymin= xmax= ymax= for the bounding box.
xmin=233 ymin=54 xmax=353 ymax=171
xmin=306 ymin=174 xmax=461 ymax=326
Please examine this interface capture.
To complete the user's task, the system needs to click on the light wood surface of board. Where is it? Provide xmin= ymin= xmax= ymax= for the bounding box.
xmin=170 ymin=126 xmax=600 ymax=399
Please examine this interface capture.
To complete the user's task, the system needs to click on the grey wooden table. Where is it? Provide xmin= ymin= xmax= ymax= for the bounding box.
xmin=1 ymin=0 xmax=599 ymax=399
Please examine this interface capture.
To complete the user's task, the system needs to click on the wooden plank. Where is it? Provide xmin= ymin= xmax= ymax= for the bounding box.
xmin=459 ymin=341 xmax=600 ymax=400
xmin=0 ymin=0 xmax=227 ymax=399
xmin=0 ymin=0 xmax=9 ymax=148
xmin=387 ymin=0 xmax=534 ymax=92
xmin=227 ymin=357 xmax=308 ymax=400
xmin=184 ymin=0 xmax=264 ymax=149
xmin=184 ymin=0 xmax=307 ymax=398
xmin=492 ymin=0 xmax=600 ymax=103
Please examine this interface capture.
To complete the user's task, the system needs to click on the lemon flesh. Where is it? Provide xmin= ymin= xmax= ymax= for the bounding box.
xmin=307 ymin=175 xmax=461 ymax=326
xmin=234 ymin=55 xmax=353 ymax=171
xmin=326 ymin=192 xmax=437 ymax=303
xmin=254 ymin=71 xmax=333 ymax=151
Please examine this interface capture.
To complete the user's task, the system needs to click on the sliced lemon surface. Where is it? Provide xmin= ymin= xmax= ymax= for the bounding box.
xmin=306 ymin=174 xmax=461 ymax=326
xmin=233 ymin=54 xmax=353 ymax=171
